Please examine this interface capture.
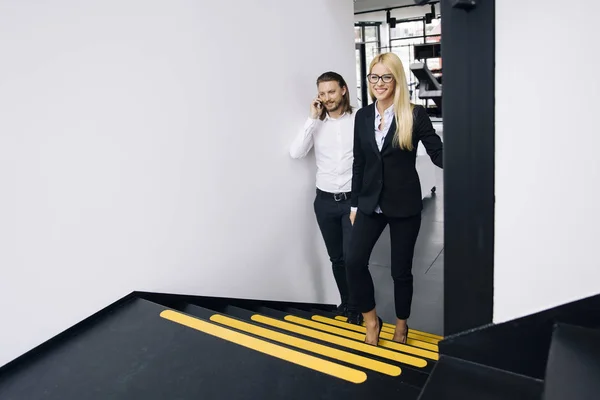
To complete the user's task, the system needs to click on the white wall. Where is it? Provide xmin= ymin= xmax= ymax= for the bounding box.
xmin=0 ymin=0 xmax=356 ymax=367
xmin=494 ymin=0 xmax=600 ymax=323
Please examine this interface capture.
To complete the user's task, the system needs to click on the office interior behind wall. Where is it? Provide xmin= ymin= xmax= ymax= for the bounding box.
xmin=355 ymin=2 xmax=442 ymax=120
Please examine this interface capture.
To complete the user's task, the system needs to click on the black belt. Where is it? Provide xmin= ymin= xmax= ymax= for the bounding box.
xmin=317 ymin=188 xmax=351 ymax=202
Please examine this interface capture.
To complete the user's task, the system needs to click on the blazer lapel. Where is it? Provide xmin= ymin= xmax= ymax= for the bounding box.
xmin=364 ymin=105 xmax=381 ymax=157
xmin=381 ymin=118 xmax=396 ymax=154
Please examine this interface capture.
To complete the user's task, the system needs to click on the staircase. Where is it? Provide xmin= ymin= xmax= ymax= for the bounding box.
xmin=0 ymin=292 xmax=598 ymax=399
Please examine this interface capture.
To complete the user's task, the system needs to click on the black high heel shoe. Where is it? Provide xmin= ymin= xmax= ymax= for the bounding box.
xmin=364 ymin=316 xmax=383 ymax=346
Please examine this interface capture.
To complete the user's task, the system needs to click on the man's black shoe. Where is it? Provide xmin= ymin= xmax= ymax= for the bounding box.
xmin=347 ymin=311 xmax=364 ymax=325
xmin=336 ymin=303 xmax=349 ymax=317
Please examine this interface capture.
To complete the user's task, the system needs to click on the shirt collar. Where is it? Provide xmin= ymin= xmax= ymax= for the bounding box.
xmin=324 ymin=111 xmax=347 ymax=122
xmin=375 ymin=101 xmax=394 ymax=120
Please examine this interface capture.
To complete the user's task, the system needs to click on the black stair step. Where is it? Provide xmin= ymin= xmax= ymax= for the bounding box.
xmin=181 ymin=304 xmax=335 ymax=350
xmin=272 ymin=307 xmax=439 ymax=363
xmin=1 ymin=297 xmax=418 ymax=399
xmin=309 ymin=308 xmax=444 ymax=343
xmin=229 ymin=305 xmax=436 ymax=375
xmin=222 ymin=304 xmax=424 ymax=365
xmin=302 ymin=307 xmax=442 ymax=343
xmin=437 ymin=293 xmax=600 ymax=381
xmin=218 ymin=305 xmax=432 ymax=384
xmin=265 ymin=301 xmax=336 ymax=314
xmin=178 ymin=303 xmax=429 ymax=390
xmin=138 ymin=292 xmax=338 ymax=316
xmin=278 ymin=306 xmax=440 ymax=355
xmin=543 ymin=323 xmax=600 ymax=400
xmin=266 ymin=302 xmax=310 ymax=312
xmin=153 ymin=301 xmax=417 ymax=398
xmin=285 ymin=307 xmax=440 ymax=351
xmin=417 ymin=355 xmax=543 ymax=400
xmin=310 ymin=307 xmax=343 ymax=319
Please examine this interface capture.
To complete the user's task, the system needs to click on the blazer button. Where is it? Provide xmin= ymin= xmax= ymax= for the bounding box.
xmin=378 ymin=179 xmax=382 ymax=184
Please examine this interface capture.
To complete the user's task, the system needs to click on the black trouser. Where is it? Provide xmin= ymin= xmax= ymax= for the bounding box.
xmin=346 ymin=209 xmax=422 ymax=320
xmin=313 ymin=188 xmax=354 ymax=310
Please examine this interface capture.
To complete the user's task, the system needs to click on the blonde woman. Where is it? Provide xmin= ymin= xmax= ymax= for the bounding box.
xmin=346 ymin=52 xmax=443 ymax=346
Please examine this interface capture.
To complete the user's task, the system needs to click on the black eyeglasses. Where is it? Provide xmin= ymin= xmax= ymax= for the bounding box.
xmin=367 ymin=74 xmax=394 ymax=84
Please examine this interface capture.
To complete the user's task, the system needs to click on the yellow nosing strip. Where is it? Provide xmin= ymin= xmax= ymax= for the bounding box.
xmin=298 ymin=316 xmax=438 ymax=352
xmin=335 ymin=316 xmax=444 ymax=340
xmin=209 ymin=314 xmax=401 ymax=377
xmin=252 ymin=314 xmax=433 ymax=366
xmin=383 ymin=328 xmax=438 ymax=345
xmin=313 ymin=315 xmax=440 ymax=345
xmin=159 ymin=310 xmax=367 ymax=384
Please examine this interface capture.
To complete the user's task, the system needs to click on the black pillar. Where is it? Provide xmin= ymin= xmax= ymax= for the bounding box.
xmin=442 ymin=0 xmax=496 ymax=335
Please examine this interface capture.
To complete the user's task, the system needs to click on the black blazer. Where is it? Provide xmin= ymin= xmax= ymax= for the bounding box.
xmin=351 ymin=104 xmax=443 ymax=218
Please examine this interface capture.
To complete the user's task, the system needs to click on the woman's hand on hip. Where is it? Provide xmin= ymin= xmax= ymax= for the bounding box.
xmin=350 ymin=210 xmax=357 ymax=225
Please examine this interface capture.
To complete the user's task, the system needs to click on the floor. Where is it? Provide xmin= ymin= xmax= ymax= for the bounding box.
xmin=369 ymin=125 xmax=444 ymax=336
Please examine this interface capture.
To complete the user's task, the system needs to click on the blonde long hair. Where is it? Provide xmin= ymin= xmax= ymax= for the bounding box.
xmin=368 ymin=53 xmax=414 ymax=151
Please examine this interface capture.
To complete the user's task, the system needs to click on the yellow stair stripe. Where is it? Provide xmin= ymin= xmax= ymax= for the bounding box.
xmin=291 ymin=316 xmax=438 ymax=355
xmin=369 ymin=324 xmax=434 ymax=344
xmin=159 ymin=310 xmax=367 ymax=384
xmin=377 ymin=336 xmax=438 ymax=356
xmin=313 ymin=315 xmax=440 ymax=345
xmin=290 ymin=316 xmax=438 ymax=352
xmin=251 ymin=314 xmax=435 ymax=366
xmin=209 ymin=314 xmax=402 ymax=377
xmin=335 ymin=316 xmax=444 ymax=340
xmin=378 ymin=325 xmax=396 ymax=334
xmin=382 ymin=328 xmax=439 ymax=344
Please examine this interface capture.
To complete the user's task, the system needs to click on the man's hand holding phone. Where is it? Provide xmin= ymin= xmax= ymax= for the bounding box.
xmin=310 ymin=98 xmax=323 ymax=119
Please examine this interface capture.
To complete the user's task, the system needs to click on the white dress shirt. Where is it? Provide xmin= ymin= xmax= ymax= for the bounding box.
xmin=289 ymin=112 xmax=354 ymax=193
xmin=373 ymin=102 xmax=395 ymax=213
xmin=375 ymin=102 xmax=395 ymax=152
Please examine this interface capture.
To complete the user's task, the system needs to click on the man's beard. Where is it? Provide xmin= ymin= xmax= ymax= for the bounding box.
xmin=326 ymin=101 xmax=342 ymax=113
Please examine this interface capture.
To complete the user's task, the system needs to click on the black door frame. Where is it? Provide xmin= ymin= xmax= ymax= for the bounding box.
xmin=355 ymin=43 xmax=369 ymax=108
xmin=441 ymin=0 xmax=495 ymax=335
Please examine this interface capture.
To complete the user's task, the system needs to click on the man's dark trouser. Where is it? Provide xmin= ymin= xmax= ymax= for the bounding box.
xmin=313 ymin=188 xmax=355 ymax=312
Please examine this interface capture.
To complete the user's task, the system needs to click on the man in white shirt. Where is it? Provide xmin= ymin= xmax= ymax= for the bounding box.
xmin=289 ymin=71 xmax=362 ymax=325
